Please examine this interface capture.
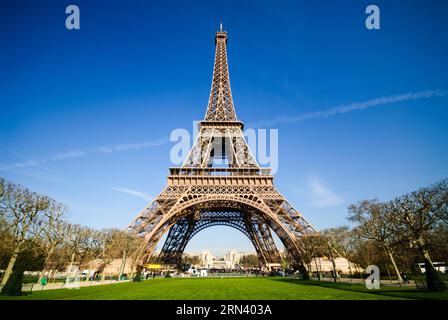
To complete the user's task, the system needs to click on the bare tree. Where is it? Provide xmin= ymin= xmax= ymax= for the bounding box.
xmin=64 ymin=224 xmax=87 ymax=267
xmin=94 ymin=230 xmax=146 ymax=280
xmin=300 ymin=234 xmax=326 ymax=278
xmin=319 ymin=230 xmax=342 ymax=282
xmin=78 ymin=227 xmax=99 ymax=266
xmin=321 ymin=226 xmax=357 ymax=279
xmin=0 ymin=178 xmax=62 ymax=286
xmin=37 ymin=206 xmax=68 ymax=282
xmin=348 ymin=199 xmax=403 ymax=283
xmin=387 ymin=182 xmax=447 ymax=291
xmin=430 ymin=180 xmax=448 ymax=224
xmin=95 ymin=228 xmax=121 ymax=280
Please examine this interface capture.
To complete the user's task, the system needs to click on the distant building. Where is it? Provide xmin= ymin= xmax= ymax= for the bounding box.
xmin=200 ymin=250 xmax=214 ymax=268
xmin=211 ymin=260 xmax=234 ymax=269
xmin=224 ymin=249 xmax=240 ymax=264
xmin=87 ymin=258 xmax=135 ymax=277
xmin=196 ymin=249 xmax=257 ymax=269
xmin=309 ymin=257 xmax=362 ymax=274
xmin=187 ymin=267 xmax=208 ymax=277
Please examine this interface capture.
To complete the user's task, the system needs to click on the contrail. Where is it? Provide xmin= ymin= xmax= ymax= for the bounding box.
xmin=110 ymin=187 xmax=151 ymax=201
xmin=96 ymin=139 xmax=167 ymax=154
xmin=249 ymin=89 xmax=448 ymax=127
xmin=0 ymin=138 xmax=169 ymax=171
xmin=0 ymin=145 xmax=58 ymax=174
xmin=49 ymin=150 xmax=87 ymax=161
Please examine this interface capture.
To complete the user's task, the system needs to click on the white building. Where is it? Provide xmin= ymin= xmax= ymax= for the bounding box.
xmin=224 ymin=249 xmax=240 ymax=264
xmin=211 ymin=260 xmax=234 ymax=269
xmin=309 ymin=257 xmax=363 ymax=274
xmin=197 ymin=249 xmax=261 ymax=270
xmin=187 ymin=267 xmax=208 ymax=277
xmin=200 ymin=250 xmax=214 ymax=268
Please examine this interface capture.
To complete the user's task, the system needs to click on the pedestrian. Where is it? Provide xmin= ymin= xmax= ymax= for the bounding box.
xmin=402 ymin=272 xmax=409 ymax=284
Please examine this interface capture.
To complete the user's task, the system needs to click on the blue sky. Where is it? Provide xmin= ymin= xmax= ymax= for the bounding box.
xmin=1 ymin=0 xmax=447 ymax=257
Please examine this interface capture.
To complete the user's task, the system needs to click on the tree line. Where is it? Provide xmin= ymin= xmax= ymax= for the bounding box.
xmin=300 ymin=180 xmax=447 ymax=292
xmin=0 ymin=177 xmax=144 ymax=295
xmin=1 ymin=177 xmax=447 ymax=294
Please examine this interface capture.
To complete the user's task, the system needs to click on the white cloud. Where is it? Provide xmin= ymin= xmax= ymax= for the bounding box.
xmin=110 ymin=187 xmax=151 ymax=201
xmin=306 ymin=175 xmax=343 ymax=208
xmin=250 ymin=89 xmax=448 ymax=127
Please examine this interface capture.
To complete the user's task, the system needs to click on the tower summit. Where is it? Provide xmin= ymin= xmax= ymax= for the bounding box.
xmin=205 ymin=26 xmax=237 ymax=121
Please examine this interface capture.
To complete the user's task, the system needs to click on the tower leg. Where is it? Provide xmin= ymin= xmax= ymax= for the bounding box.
xmin=244 ymin=215 xmax=282 ymax=268
xmin=253 ymin=219 xmax=281 ymax=264
xmin=158 ymin=216 xmax=196 ymax=267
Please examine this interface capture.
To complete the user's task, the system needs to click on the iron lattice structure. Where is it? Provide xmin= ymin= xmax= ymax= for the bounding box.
xmin=127 ymin=28 xmax=317 ymax=273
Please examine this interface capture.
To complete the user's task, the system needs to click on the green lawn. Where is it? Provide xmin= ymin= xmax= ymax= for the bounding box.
xmin=1 ymin=277 xmax=447 ymax=300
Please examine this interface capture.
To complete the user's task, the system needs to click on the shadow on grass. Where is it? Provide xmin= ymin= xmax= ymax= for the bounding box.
xmin=269 ymin=277 xmax=448 ymax=300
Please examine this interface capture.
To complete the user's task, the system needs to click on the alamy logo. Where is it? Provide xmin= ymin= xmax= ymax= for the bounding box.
xmin=66 ymin=5 xmax=80 ymax=30
xmin=170 ymin=122 xmax=279 ymax=174
xmin=365 ymin=265 xmax=380 ymax=289
xmin=65 ymin=265 xmax=81 ymax=289
xmin=365 ymin=5 xmax=380 ymax=30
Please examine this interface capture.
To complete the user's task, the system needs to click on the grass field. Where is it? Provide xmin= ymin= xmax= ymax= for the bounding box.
xmin=1 ymin=277 xmax=447 ymax=300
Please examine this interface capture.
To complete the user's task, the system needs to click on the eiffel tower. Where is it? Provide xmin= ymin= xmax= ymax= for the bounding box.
xmin=128 ymin=26 xmax=317 ymax=275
